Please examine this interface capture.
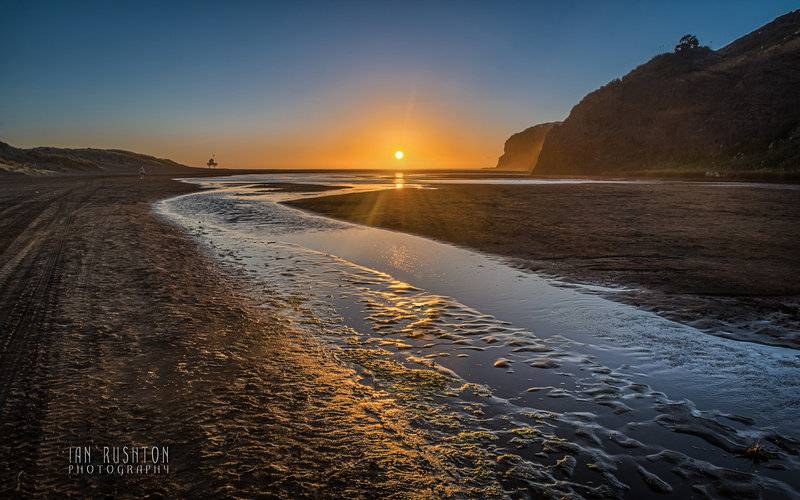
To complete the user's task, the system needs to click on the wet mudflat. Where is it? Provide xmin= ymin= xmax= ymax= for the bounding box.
xmin=160 ymin=176 xmax=800 ymax=498
xmin=289 ymin=179 xmax=800 ymax=348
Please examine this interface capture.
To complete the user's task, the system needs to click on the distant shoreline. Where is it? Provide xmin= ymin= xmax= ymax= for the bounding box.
xmin=182 ymin=167 xmax=800 ymax=184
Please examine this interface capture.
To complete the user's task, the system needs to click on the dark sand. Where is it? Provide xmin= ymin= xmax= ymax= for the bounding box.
xmin=288 ymin=182 xmax=800 ymax=348
xmin=0 ymin=175 xmax=480 ymax=497
xmin=3 ymin=175 xmax=799 ymax=497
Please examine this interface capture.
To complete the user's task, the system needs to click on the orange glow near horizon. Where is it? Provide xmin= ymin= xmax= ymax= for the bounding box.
xmin=162 ymin=91 xmax=504 ymax=169
xmin=27 ymin=87 xmax=507 ymax=169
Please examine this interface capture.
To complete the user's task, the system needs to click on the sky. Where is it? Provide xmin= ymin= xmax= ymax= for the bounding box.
xmin=1 ymin=0 xmax=797 ymax=169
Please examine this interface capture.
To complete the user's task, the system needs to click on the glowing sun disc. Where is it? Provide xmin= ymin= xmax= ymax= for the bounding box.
xmin=394 ymin=150 xmax=404 ymax=160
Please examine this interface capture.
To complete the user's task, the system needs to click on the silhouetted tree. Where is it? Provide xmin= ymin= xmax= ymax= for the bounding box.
xmin=674 ymin=34 xmax=700 ymax=52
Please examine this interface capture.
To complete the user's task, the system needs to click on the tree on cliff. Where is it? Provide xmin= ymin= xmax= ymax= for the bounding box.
xmin=674 ymin=34 xmax=700 ymax=52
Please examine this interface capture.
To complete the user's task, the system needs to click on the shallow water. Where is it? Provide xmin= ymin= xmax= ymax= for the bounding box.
xmin=159 ymin=173 xmax=800 ymax=498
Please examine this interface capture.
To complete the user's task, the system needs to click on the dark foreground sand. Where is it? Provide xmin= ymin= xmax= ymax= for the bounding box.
xmin=288 ymin=182 xmax=800 ymax=348
xmin=0 ymin=175 xmax=481 ymax=497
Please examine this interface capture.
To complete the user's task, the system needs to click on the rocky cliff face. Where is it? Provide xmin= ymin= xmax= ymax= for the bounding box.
xmin=533 ymin=10 xmax=800 ymax=177
xmin=0 ymin=141 xmax=192 ymax=175
xmin=495 ymin=122 xmax=558 ymax=171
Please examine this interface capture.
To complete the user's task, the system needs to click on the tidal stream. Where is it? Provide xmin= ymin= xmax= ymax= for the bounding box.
xmin=158 ymin=174 xmax=800 ymax=498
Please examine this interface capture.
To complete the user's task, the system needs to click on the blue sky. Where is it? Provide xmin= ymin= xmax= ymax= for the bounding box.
xmin=1 ymin=0 xmax=796 ymax=168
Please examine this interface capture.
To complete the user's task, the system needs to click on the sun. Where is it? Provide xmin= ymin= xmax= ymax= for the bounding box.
xmin=394 ymin=150 xmax=404 ymax=160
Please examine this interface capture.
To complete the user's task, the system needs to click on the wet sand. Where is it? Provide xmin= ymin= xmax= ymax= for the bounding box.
xmin=288 ymin=182 xmax=800 ymax=348
xmin=3 ymin=174 xmax=800 ymax=498
xmin=0 ymin=175 xmax=487 ymax=497
xmin=162 ymin=177 xmax=800 ymax=498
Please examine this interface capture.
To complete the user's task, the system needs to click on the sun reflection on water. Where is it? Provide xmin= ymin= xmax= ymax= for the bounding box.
xmin=394 ymin=172 xmax=404 ymax=189
xmin=385 ymin=245 xmax=417 ymax=273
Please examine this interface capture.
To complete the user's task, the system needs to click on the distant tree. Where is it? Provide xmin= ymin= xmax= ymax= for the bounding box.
xmin=674 ymin=34 xmax=700 ymax=52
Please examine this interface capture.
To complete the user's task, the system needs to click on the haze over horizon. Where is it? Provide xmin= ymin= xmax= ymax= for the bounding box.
xmin=1 ymin=0 xmax=796 ymax=169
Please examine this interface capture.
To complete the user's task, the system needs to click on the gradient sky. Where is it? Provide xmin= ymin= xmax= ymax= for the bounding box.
xmin=1 ymin=1 xmax=796 ymax=168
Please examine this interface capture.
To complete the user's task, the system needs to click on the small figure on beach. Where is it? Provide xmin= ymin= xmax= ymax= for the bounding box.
xmin=138 ymin=166 xmax=146 ymax=180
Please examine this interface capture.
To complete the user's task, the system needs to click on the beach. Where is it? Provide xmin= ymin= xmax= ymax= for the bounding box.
xmin=164 ymin=174 xmax=800 ymax=497
xmin=5 ymin=2 xmax=800 ymax=497
xmin=0 ymin=175 xmax=490 ymax=497
xmin=2 ymin=173 xmax=799 ymax=498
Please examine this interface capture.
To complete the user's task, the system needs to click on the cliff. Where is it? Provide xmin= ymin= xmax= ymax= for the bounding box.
xmin=0 ymin=141 xmax=192 ymax=175
xmin=494 ymin=122 xmax=559 ymax=171
xmin=533 ymin=10 xmax=800 ymax=177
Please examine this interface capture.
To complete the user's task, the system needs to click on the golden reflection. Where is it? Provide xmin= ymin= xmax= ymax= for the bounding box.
xmin=386 ymin=244 xmax=416 ymax=272
xmin=394 ymin=172 xmax=405 ymax=189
